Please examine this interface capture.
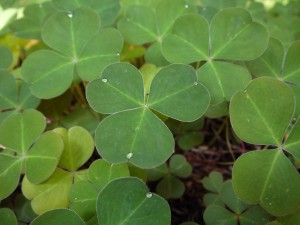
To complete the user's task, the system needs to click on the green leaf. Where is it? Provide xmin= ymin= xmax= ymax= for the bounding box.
xmin=22 ymin=169 xmax=73 ymax=215
xmin=162 ymin=14 xmax=209 ymax=63
xmin=30 ymin=209 xmax=85 ymax=225
xmin=69 ymin=180 xmax=98 ymax=221
xmin=246 ymin=38 xmax=284 ymax=79
xmin=203 ymin=205 xmax=237 ymax=225
xmin=117 ymin=5 xmax=158 ymax=45
xmin=144 ymin=43 xmax=170 ymax=67
xmin=148 ymin=64 xmax=210 ymax=122
xmin=178 ymin=132 xmax=203 ymax=150
xmin=42 ymin=7 xmax=100 ymax=58
xmin=60 ymin=107 xmax=100 ymax=134
xmin=0 ymin=109 xmax=45 ymax=154
xmin=26 ymin=131 xmax=64 ymax=184
xmin=232 ymin=149 xmax=300 ymax=216
xmin=0 ymin=73 xmax=40 ymax=117
xmin=0 ymin=72 xmax=17 ymax=110
xmin=97 ymin=177 xmax=171 ymax=225
xmin=53 ymin=126 xmax=94 ymax=172
xmin=88 ymin=159 xmax=130 ymax=190
xmin=230 ymin=77 xmax=294 ymax=146
xmin=239 ymin=206 xmax=274 ymax=225
xmin=146 ymin=163 xmax=168 ymax=181
xmin=220 ymin=180 xmax=249 ymax=214
xmin=0 ymin=208 xmax=18 ymax=225
xmin=278 ymin=208 xmax=300 ymax=225
xmin=155 ymin=0 xmax=197 ymax=38
xmin=95 ymin=108 xmax=174 ymax=169
xmin=169 ymin=154 xmax=192 ymax=178
xmin=156 ymin=175 xmax=185 ymax=199
xmin=0 ymin=46 xmax=12 ymax=69
xmin=203 ymin=193 xmax=224 ymax=207
xmin=282 ymin=40 xmax=300 ymax=84
xmin=180 ymin=223 xmax=199 ymax=225
xmin=52 ymin=0 xmax=92 ymax=10
xmin=76 ymin=28 xmax=123 ymax=81
xmin=210 ymin=8 xmax=268 ymax=60
xmin=197 ymin=61 xmax=251 ymax=105
xmin=10 ymin=2 xmax=56 ymax=39
xmin=202 ymin=171 xmax=224 ymax=193
xmin=86 ymin=62 xmax=144 ymax=114
xmin=0 ymin=154 xmax=22 ymax=200
xmin=21 ymin=50 xmax=74 ymax=99
xmin=14 ymin=194 xmax=37 ymax=223
xmin=89 ymin=0 xmax=121 ymax=26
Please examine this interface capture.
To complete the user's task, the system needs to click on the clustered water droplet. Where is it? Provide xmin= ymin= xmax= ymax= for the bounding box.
xmin=146 ymin=192 xmax=152 ymax=198
xmin=126 ymin=152 xmax=133 ymax=159
xmin=116 ymin=53 xmax=120 ymax=56
xmin=102 ymin=78 xmax=108 ymax=83
xmin=184 ymin=4 xmax=189 ymax=8
xmin=193 ymin=82 xmax=198 ymax=86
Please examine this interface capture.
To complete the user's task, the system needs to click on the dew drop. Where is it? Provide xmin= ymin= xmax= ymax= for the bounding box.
xmin=193 ymin=82 xmax=198 ymax=86
xmin=74 ymin=197 xmax=78 ymax=200
xmin=102 ymin=78 xmax=108 ymax=83
xmin=67 ymin=12 xmax=73 ymax=18
xmin=146 ymin=192 xmax=152 ymax=198
xmin=126 ymin=152 xmax=133 ymax=159
xmin=184 ymin=4 xmax=189 ymax=8
xmin=269 ymin=203 xmax=272 ymax=206
xmin=116 ymin=52 xmax=120 ymax=56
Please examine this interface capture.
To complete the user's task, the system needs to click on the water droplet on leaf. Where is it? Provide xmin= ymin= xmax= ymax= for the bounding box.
xmin=193 ymin=82 xmax=198 ymax=86
xmin=184 ymin=4 xmax=189 ymax=8
xmin=146 ymin=192 xmax=152 ymax=198
xmin=102 ymin=78 xmax=108 ymax=83
xmin=67 ymin=12 xmax=73 ymax=18
xmin=126 ymin=152 xmax=133 ymax=159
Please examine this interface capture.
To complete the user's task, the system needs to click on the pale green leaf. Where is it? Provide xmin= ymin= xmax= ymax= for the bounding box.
xmin=53 ymin=126 xmax=94 ymax=172
xmin=22 ymin=169 xmax=73 ymax=215
xmin=26 ymin=131 xmax=64 ymax=184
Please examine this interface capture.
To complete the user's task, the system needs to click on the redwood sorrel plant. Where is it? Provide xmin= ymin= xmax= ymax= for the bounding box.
xmin=1 ymin=0 xmax=300 ymax=224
